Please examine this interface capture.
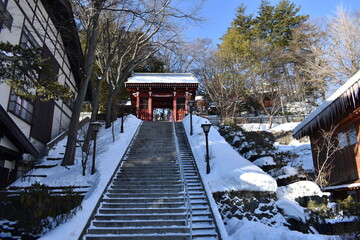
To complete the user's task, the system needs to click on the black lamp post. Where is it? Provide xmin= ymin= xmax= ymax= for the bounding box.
xmin=119 ymin=100 xmax=127 ymax=133
xmin=188 ymin=100 xmax=195 ymax=135
xmin=90 ymin=121 xmax=102 ymax=175
xmin=201 ymin=123 xmax=211 ymax=174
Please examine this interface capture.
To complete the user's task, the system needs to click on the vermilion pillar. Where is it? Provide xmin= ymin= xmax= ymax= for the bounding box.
xmin=185 ymin=92 xmax=189 ymax=113
xmin=173 ymin=91 xmax=177 ymax=122
xmin=135 ymin=92 xmax=140 ymax=119
xmin=148 ymin=92 xmax=153 ymax=121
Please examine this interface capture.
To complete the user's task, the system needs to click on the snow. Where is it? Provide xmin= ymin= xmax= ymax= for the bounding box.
xmin=276 ymin=181 xmax=329 ymax=201
xmin=226 ymin=218 xmax=330 ymax=240
xmin=240 ymin=122 xmax=301 ymax=132
xmin=183 ymin=115 xmax=277 ymax=193
xmin=4 ymin=114 xmax=334 ymax=240
xmin=126 ymin=72 xmax=199 ymax=84
xmin=323 ymin=182 xmax=360 ymax=191
xmin=276 ymin=199 xmax=305 ymax=222
xmin=293 ymin=70 xmax=360 ymax=137
xmin=10 ymin=115 xmax=142 ymax=240
xmin=275 ymin=141 xmax=314 ymax=172
xmin=253 ymin=156 xmax=276 ymax=167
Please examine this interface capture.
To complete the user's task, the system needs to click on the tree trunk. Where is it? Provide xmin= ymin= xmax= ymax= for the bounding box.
xmin=61 ymin=8 xmax=100 ymax=166
xmin=268 ymin=115 xmax=273 ymax=129
xmin=83 ymin=79 xmax=101 ymax=153
xmin=105 ymin=90 xmax=118 ymax=128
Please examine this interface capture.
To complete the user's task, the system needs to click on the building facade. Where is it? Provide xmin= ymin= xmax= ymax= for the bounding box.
xmin=0 ymin=0 xmax=84 ymax=187
xmin=125 ymin=73 xmax=198 ymax=122
xmin=293 ymin=71 xmax=360 ymax=202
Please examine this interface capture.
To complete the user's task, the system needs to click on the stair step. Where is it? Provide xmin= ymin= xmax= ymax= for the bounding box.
xmin=110 ymin=184 xmax=183 ymax=189
xmin=106 ymin=193 xmax=184 ymax=198
xmin=94 ymin=213 xmax=187 ymax=221
xmin=87 ymin=226 xmax=189 ymax=235
xmin=92 ymin=220 xmax=186 ymax=228
xmin=102 ymin=197 xmax=184 ymax=203
xmin=85 ymin=233 xmax=190 ymax=240
xmin=82 ymin=122 xmax=218 ymax=240
xmin=98 ymin=207 xmax=186 ymax=214
xmin=100 ymin=202 xmax=185 ymax=208
xmin=107 ymin=188 xmax=183 ymax=194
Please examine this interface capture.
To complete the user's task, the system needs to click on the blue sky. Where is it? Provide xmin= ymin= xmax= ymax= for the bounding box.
xmin=185 ymin=0 xmax=360 ymax=44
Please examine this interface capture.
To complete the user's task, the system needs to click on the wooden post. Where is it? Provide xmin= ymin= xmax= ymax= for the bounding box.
xmin=148 ymin=92 xmax=153 ymax=121
xmin=135 ymin=92 xmax=140 ymax=119
xmin=185 ymin=92 xmax=189 ymax=114
xmin=173 ymin=91 xmax=177 ymax=122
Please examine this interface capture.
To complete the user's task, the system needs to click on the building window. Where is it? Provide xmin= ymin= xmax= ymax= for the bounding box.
xmin=337 ymin=124 xmax=358 ymax=148
xmin=20 ymin=26 xmax=40 ymax=49
xmin=0 ymin=0 xmax=13 ymax=31
xmin=8 ymin=89 xmax=33 ymax=123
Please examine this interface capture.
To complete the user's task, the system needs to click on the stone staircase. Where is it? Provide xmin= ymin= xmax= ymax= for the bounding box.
xmin=82 ymin=121 xmax=219 ymax=240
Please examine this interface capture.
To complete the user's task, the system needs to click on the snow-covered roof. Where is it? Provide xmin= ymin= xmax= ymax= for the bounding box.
xmin=293 ymin=70 xmax=360 ymax=139
xmin=126 ymin=73 xmax=199 ymax=84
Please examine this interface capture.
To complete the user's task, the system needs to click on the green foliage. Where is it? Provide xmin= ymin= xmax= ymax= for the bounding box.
xmin=0 ymin=41 xmax=72 ymax=101
xmin=273 ymin=151 xmax=298 ymax=169
xmin=217 ymin=0 xmax=316 ymax=116
xmin=0 ymin=183 xmax=83 ymax=236
xmin=307 ymin=199 xmax=333 ymax=220
xmin=338 ymin=196 xmax=360 ymax=217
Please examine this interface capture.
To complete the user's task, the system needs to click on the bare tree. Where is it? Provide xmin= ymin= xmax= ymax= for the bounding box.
xmin=312 ymin=125 xmax=342 ymax=188
xmin=325 ymin=6 xmax=360 ymax=84
xmin=198 ymin=47 xmax=250 ymax=119
xmin=61 ymin=0 xmax=203 ymax=165
xmin=158 ymin=38 xmax=213 ymax=73
xmin=101 ymin=0 xmax=203 ymax=128
xmin=61 ymin=0 xmax=105 ymax=166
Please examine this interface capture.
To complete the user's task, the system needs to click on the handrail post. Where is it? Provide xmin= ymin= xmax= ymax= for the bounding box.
xmin=171 ymin=113 xmax=192 ymax=239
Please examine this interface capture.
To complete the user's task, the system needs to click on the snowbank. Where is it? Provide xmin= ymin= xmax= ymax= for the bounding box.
xmin=276 ymin=181 xmax=329 ymax=200
xmin=183 ymin=115 xmax=277 ymax=193
xmin=276 ymin=199 xmax=305 ymax=222
xmin=226 ymin=218 xmax=329 ymax=240
xmin=240 ymin=122 xmax=300 ymax=132
xmin=253 ymin=156 xmax=276 ymax=167
xmin=17 ymin=115 xmax=143 ymax=240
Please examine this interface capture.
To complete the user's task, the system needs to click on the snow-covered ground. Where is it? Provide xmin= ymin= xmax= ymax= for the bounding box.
xmin=241 ymin=122 xmax=314 ymax=173
xmin=183 ymin=116 xmax=332 ymax=240
xmin=183 ymin=115 xmax=277 ymax=193
xmin=8 ymin=115 xmax=142 ymax=240
xmin=3 ymin=115 xmax=334 ymax=240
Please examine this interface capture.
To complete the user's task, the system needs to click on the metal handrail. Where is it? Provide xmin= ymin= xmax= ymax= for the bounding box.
xmin=171 ymin=113 xmax=193 ymax=239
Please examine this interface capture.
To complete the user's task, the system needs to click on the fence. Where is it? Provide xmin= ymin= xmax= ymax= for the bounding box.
xmin=204 ymin=115 xmax=308 ymax=126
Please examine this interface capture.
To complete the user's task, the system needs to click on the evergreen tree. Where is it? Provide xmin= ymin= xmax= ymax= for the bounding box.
xmin=0 ymin=42 xmax=71 ymax=101
xmin=217 ymin=0 xmax=316 ymax=127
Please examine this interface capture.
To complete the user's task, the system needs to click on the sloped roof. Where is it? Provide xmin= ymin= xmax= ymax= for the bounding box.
xmin=293 ymin=70 xmax=360 ymax=139
xmin=0 ymin=104 xmax=40 ymax=158
xmin=126 ymin=73 xmax=199 ymax=84
xmin=40 ymin=0 xmax=92 ymax=100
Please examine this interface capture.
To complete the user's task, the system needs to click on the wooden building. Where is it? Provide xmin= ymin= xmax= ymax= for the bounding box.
xmin=125 ymin=73 xmax=198 ymax=122
xmin=0 ymin=0 xmax=85 ymax=187
xmin=293 ymin=71 xmax=360 ymax=202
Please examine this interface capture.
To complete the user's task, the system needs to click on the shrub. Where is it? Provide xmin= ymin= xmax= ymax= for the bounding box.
xmin=0 ymin=182 xmax=83 ymax=236
xmin=338 ymin=196 xmax=360 ymax=217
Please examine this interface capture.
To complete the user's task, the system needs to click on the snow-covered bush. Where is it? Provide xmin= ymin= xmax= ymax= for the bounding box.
xmin=217 ymin=124 xmax=276 ymax=161
xmin=0 ymin=183 xmax=82 ymax=236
